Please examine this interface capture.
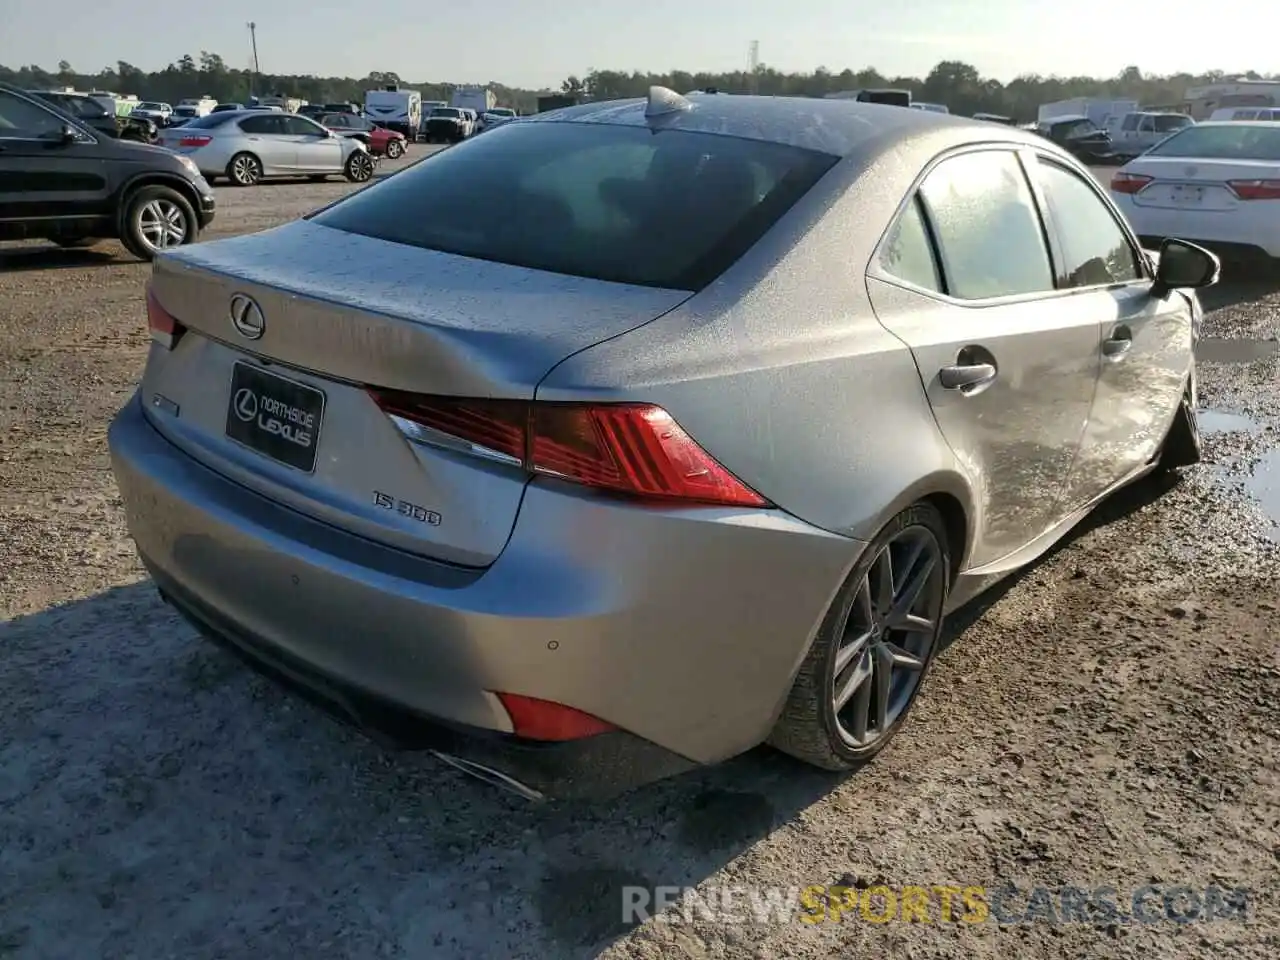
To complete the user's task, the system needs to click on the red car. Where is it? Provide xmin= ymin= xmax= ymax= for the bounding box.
xmin=319 ymin=112 xmax=407 ymax=159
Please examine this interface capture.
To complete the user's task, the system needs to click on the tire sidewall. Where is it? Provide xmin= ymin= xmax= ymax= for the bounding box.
xmin=344 ymin=153 xmax=373 ymax=182
xmin=386 ymin=139 xmax=404 ymax=159
xmin=228 ymin=153 xmax=261 ymax=187
xmin=817 ymin=503 xmax=951 ymax=765
xmin=124 ymin=186 xmax=196 ymax=261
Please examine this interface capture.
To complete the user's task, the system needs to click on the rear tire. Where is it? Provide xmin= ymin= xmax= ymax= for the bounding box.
xmin=1158 ymin=375 xmax=1202 ymax=471
xmin=227 ymin=152 xmax=262 ymax=187
xmin=769 ymin=502 xmax=950 ymax=771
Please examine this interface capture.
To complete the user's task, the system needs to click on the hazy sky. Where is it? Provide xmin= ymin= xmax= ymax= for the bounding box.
xmin=2 ymin=0 xmax=1271 ymax=90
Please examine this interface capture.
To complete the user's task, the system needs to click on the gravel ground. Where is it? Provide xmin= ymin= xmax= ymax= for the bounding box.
xmin=1 ymin=159 xmax=1278 ymax=960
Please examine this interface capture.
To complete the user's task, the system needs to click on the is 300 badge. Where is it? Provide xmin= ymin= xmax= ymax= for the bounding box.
xmin=373 ymin=491 xmax=442 ymax=526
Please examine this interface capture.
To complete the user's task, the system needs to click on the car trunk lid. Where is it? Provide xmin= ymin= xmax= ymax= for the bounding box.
xmin=1126 ymin=156 xmax=1280 ymax=210
xmin=140 ymin=219 xmax=691 ymax=566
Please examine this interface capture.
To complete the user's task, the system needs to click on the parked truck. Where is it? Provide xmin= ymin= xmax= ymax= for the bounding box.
xmin=364 ymin=85 xmax=423 ymax=140
xmin=1038 ymin=98 xmax=1138 ymax=130
xmin=536 ymin=94 xmax=579 ymax=113
xmin=825 ymin=89 xmax=912 ymax=107
xmin=450 ymin=85 xmax=496 ymax=116
xmin=176 ymin=96 xmax=218 ymax=117
xmin=257 ymin=94 xmax=307 ymax=113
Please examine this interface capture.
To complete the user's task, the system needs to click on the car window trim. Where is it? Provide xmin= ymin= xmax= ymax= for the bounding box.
xmin=868 ymin=142 xmax=1141 ymax=308
xmin=1029 ymin=150 xmax=1152 ymax=289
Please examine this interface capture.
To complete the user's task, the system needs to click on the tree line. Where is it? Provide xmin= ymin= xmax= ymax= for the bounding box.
xmin=2 ymin=56 xmax=1275 ymax=120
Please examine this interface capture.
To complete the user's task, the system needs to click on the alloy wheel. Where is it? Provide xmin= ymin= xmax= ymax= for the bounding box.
xmin=232 ymin=155 xmax=260 ymax=185
xmin=348 ymin=153 xmax=374 ymax=181
xmin=137 ymin=199 xmax=187 ymax=252
xmin=831 ymin=525 xmax=945 ymax=749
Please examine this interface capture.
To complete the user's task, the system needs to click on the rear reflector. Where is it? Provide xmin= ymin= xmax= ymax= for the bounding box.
xmin=1110 ymin=171 xmax=1153 ymax=194
xmin=146 ymin=285 xmax=185 ymax=349
xmin=1226 ymin=179 xmax=1280 ymax=201
xmin=494 ymin=692 xmax=618 ymax=741
xmin=367 ymin=391 xmax=771 ymax=508
xmin=178 ymin=135 xmax=212 ymax=147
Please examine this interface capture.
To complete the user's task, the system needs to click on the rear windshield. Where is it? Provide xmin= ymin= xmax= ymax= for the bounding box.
xmin=181 ymin=112 xmax=238 ymax=129
xmin=311 ymin=121 xmax=838 ymax=291
xmin=430 ymin=108 xmax=460 ymax=118
xmin=1148 ymin=124 xmax=1280 ymax=160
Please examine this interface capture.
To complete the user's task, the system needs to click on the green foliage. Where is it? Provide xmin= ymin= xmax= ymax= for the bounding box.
xmin=3 ymin=57 xmax=1275 ymax=121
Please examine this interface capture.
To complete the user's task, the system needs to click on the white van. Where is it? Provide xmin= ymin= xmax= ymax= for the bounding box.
xmin=1208 ymin=106 xmax=1280 ymax=121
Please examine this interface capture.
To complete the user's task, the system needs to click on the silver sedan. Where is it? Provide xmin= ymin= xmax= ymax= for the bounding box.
xmin=156 ymin=109 xmax=375 ymax=186
xmin=111 ymin=89 xmax=1218 ymax=800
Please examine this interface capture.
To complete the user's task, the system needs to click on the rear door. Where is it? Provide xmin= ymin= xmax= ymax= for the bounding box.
xmin=1028 ymin=154 xmax=1192 ymax=503
xmin=237 ymin=113 xmax=295 ymax=173
xmin=866 ymin=146 xmax=1103 ymax=567
xmin=0 ymin=89 xmax=111 ymax=234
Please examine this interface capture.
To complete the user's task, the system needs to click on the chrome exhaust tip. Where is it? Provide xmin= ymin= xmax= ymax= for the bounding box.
xmin=430 ymin=750 xmax=545 ymax=802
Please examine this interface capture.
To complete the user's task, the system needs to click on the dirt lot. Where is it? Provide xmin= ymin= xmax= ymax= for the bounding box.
xmin=1 ymin=158 xmax=1278 ymax=960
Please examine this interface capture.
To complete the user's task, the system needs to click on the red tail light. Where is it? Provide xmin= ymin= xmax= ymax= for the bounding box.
xmin=1226 ymin=179 xmax=1280 ymax=201
xmin=367 ymin=391 xmax=771 ymax=508
xmin=1110 ymin=171 xmax=1153 ymax=194
xmin=146 ymin=285 xmax=185 ymax=349
xmin=494 ymin=692 xmax=617 ymax=741
xmin=177 ymin=135 xmax=212 ymax=147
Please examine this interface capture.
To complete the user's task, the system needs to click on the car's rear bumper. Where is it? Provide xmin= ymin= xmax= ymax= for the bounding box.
xmin=108 ymin=393 xmax=861 ymax=797
xmin=151 ymin=562 xmax=696 ymax=799
xmin=1113 ymin=193 xmax=1280 ymax=259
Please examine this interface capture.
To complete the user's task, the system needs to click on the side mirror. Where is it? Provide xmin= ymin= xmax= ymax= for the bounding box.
xmin=1151 ymin=238 xmax=1221 ymax=299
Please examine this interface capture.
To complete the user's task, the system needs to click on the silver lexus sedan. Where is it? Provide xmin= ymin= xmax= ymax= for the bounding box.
xmin=109 ymin=89 xmax=1218 ymax=800
xmin=156 ymin=109 xmax=375 ymax=186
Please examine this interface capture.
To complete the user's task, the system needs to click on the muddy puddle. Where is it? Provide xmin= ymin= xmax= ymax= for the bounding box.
xmin=1201 ymin=408 xmax=1280 ymax=538
xmin=1196 ymin=338 xmax=1280 ymax=365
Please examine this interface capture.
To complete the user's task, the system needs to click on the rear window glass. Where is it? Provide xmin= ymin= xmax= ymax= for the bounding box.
xmin=430 ymin=108 xmax=460 ymax=118
xmin=183 ymin=112 xmax=237 ymax=129
xmin=312 ymin=121 xmax=839 ymax=291
xmin=1148 ymin=124 xmax=1280 ymax=160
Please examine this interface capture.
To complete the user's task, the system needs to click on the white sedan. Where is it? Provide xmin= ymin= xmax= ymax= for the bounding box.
xmin=1109 ymin=121 xmax=1280 ymax=261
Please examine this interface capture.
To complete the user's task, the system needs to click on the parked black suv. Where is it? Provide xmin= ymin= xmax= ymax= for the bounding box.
xmin=27 ymin=90 xmax=157 ymax=142
xmin=0 ymin=82 xmax=215 ymax=260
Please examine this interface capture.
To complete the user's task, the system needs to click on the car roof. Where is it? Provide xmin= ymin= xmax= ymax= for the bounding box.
xmin=522 ymin=90 xmax=1041 ymax=157
xmin=1188 ymin=119 xmax=1278 ymax=128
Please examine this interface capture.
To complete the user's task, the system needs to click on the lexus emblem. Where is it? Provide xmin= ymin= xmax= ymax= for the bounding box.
xmin=232 ymin=388 xmax=259 ymax=422
xmin=229 ymin=293 xmax=265 ymax=340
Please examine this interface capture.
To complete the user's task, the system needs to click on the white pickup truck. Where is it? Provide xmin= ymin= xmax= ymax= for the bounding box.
xmin=1109 ymin=111 xmax=1194 ymax=160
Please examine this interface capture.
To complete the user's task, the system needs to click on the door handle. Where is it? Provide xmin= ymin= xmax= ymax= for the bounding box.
xmin=1103 ymin=327 xmax=1133 ymax=358
xmin=939 ymin=363 xmax=998 ymax=391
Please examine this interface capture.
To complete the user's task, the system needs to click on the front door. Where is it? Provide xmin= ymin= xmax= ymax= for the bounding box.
xmin=1025 ymin=153 xmax=1193 ymax=507
xmin=867 ymin=147 xmax=1103 ymax=568
xmin=285 ymin=115 xmax=343 ymax=173
xmin=0 ymin=90 xmax=111 ymax=237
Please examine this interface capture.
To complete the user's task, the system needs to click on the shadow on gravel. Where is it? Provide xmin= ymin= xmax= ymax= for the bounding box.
xmin=0 ymin=474 xmax=1190 ymax=959
xmin=0 ymin=580 xmax=841 ymax=959
xmin=1198 ymin=271 xmax=1280 ymax=313
xmin=0 ymin=244 xmax=134 ymax=272
xmin=938 ymin=469 xmax=1181 ymax=654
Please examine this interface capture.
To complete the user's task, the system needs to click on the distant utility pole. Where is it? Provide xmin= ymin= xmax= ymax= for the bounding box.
xmin=247 ymin=22 xmax=260 ymax=98
xmin=748 ymin=41 xmax=759 ymax=94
